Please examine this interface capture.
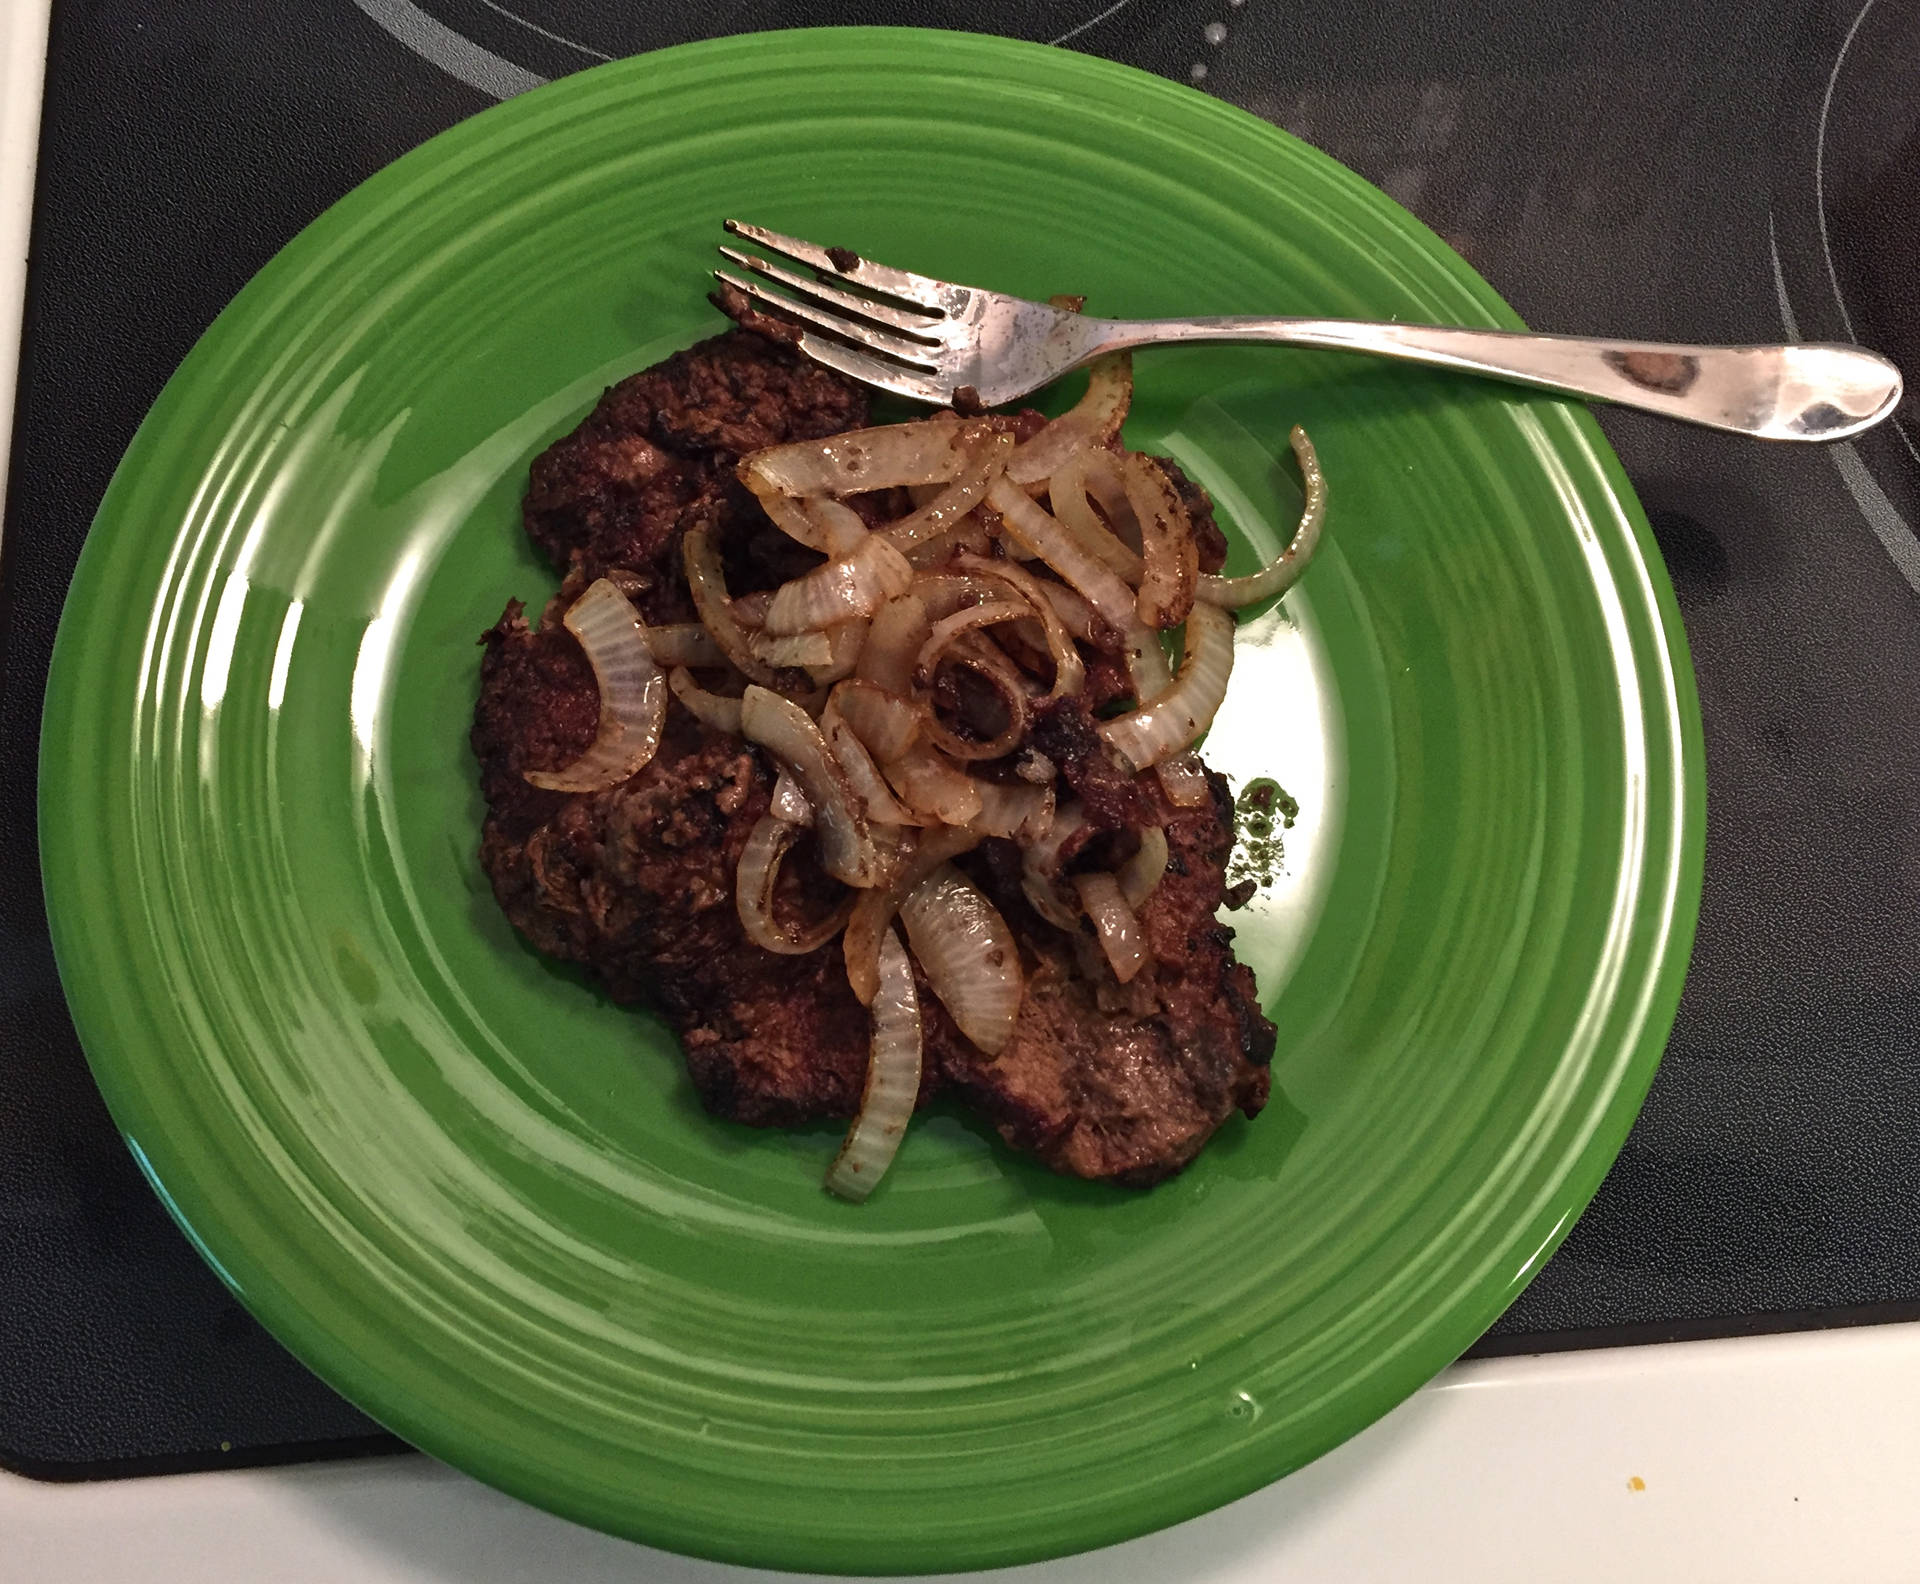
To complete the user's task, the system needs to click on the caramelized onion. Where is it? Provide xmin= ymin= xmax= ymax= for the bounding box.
xmin=1100 ymin=604 xmax=1235 ymax=770
xmin=825 ymin=928 xmax=923 ymax=1202
xmin=1006 ymin=353 xmax=1133 ymax=486
xmin=739 ymin=685 xmax=885 ymax=887
xmin=987 ymin=476 xmax=1167 ymax=698
xmin=771 ymin=769 xmax=814 ymax=826
xmin=1024 ymin=798 xmax=1090 ymax=877
xmin=803 ymin=620 xmax=867 ymax=685
xmin=823 ymin=710 xmax=923 ymax=827
xmin=642 ymin=623 xmax=729 ymax=669
xmin=855 ymin=592 xmax=930 ymax=695
xmin=729 ymin=590 xmax=774 ymax=630
xmin=1026 ymin=579 xmax=1096 ymax=642
xmin=1021 ymin=874 xmax=1081 ymax=931
xmin=986 ymin=477 xmax=1135 ymax=631
xmin=913 ymin=601 xmax=1031 ymax=684
xmin=683 ymin=525 xmax=781 ymax=685
xmin=1118 ymin=827 xmax=1169 ymax=909
xmin=1125 ymin=453 xmax=1200 ymax=629
xmin=1196 ymin=425 xmax=1326 ymax=609
xmin=1049 ymin=449 xmax=1143 ymax=582
xmin=744 ymin=475 xmax=868 ymax=555
xmin=952 ymin=553 xmax=1087 ymax=698
xmin=765 ymin=534 xmax=915 ymax=635
xmin=923 ymin=633 xmax=1031 ymax=762
xmin=900 ymin=863 xmax=1024 ymax=1054
xmin=1156 ymin=750 xmax=1212 ymax=807
xmin=832 ymin=678 xmax=923 ymax=763
xmin=523 ymin=579 xmax=667 ymax=793
xmin=881 ymin=745 xmax=984 ymax=826
xmin=910 ymin=573 xmax=1019 ymax=621
xmin=745 ymin=415 xmax=967 ymax=497
xmin=749 ymin=629 xmax=834 ymax=668
xmin=735 ymin=815 xmax=854 ymax=955
xmin=844 ymin=824 xmax=982 ymax=1004
xmin=904 ymin=515 xmax=994 ymax=570
xmin=1072 ymin=872 xmax=1148 ymax=983
xmin=668 ymin=666 xmax=744 ymax=735
xmin=884 ymin=429 xmax=1016 ymax=548
xmin=970 ymin=778 xmax=1055 ymax=842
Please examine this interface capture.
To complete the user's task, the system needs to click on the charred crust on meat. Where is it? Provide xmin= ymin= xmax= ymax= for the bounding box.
xmin=825 ymin=245 xmax=862 ymax=272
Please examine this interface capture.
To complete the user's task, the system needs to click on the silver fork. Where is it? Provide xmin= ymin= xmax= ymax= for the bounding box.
xmin=715 ymin=220 xmax=1901 ymax=443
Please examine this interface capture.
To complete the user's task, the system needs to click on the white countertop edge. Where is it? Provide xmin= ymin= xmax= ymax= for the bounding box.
xmin=8 ymin=1321 xmax=1920 ymax=1583
xmin=0 ymin=0 xmax=50 ymax=540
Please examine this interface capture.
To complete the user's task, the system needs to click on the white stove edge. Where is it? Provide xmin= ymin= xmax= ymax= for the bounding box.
xmin=0 ymin=0 xmax=48 ymax=542
xmin=4 ymin=1325 xmax=1918 ymax=1583
xmin=5 ymin=3 xmax=1917 ymax=1579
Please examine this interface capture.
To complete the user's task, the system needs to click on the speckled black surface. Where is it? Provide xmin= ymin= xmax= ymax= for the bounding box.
xmin=4 ymin=0 xmax=1917 ymax=1476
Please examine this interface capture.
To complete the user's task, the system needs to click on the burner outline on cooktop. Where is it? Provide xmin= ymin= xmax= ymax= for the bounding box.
xmin=1767 ymin=0 xmax=1920 ymax=597
xmin=351 ymin=0 xmax=1151 ymax=96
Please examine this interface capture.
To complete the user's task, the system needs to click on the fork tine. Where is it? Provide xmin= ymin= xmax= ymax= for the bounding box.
xmin=792 ymin=333 xmax=948 ymax=404
xmin=712 ymin=269 xmax=941 ymax=367
xmin=718 ymin=246 xmax=943 ymax=337
xmin=723 ymin=220 xmax=952 ymax=311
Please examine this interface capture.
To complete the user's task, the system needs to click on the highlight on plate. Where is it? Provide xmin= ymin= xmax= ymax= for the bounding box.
xmin=471 ymin=317 xmax=1325 ymax=1201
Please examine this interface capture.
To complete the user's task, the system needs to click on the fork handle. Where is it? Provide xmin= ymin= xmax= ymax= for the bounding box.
xmin=1080 ymin=317 xmax=1902 ymax=442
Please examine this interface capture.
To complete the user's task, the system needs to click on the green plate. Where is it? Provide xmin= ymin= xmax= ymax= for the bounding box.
xmin=38 ymin=28 xmax=1702 ymax=1575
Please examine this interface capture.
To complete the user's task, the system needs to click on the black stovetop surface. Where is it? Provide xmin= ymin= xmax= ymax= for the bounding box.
xmin=5 ymin=0 xmax=1918 ymax=1477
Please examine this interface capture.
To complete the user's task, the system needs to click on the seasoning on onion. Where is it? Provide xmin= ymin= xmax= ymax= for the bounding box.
xmin=970 ymin=778 xmax=1055 ymax=842
xmin=880 ymin=744 xmax=984 ymax=827
xmin=764 ymin=533 xmax=915 ymax=635
xmin=913 ymin=601 xmax=1033 ymax=685
xmin=952 ymin=553 xmax=1086 ymax=698
xmin=749 ymin=629 xmax=834 ymax=669
xmin=1124 ymin=453 xmax=1200 ymax=629
xmin=735 ymin=814 xmax=854 ymax=955
xmin=739 ymin=685 xmax=886 ymax=888
xmin=831 ymin=678 xmax=923 ymax=763
xmin=922 ymin=632 xmax=1032 ymax=763
xmin=822 ymin=709 xmax=923 ymax=827
xmin=987 ymin=476 xmax=1168 ymax=699
xmin=884 ymin=428 xmax=1016 ymax=548
xmin=1023 ymin=798 xmax=1090 ymax=877
xmin=1196 ymin=426 xmax=1327 ymax=609
xmin=904 ymin=515 xmax=994 ymax=570
xmin=523 ymin=579 xmax=668 ymax=793
xmin=824 ymin=927 xmax=923 ymax=1202
xmin=744 ymin=414 xmax=967 ymax=497
xmin=743 ymin=474 xmax=869 ymax=555
xmin=844 ymin=824 xmax=983 ymax=1005
xmin=1099 ymin=603 xmax=1236 ymax=771
xmin=857 ymin=592 xmax=931 ymax=696
xmin=1049 ymin=448 xmax=1143 ymax=582
xmin=900 ymin=863 xmax=1024 ymax=1054
xmin=1021 ymin=873 xmax=1082 ymax=931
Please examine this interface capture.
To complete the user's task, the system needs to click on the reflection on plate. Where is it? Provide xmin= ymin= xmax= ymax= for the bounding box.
xmin=39 ymin=28 xmax=1702 ymax=1574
